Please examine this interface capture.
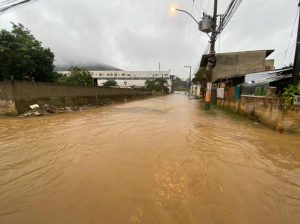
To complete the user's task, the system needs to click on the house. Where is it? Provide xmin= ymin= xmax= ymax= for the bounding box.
xmin=199 ymin=49 xmax=275 ymax=86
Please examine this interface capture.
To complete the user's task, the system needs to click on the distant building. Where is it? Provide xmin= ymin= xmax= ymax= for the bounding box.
xmin=91 ymin=70 xmax=171 ymax=89
xmin=57 ymin=69 xmax=172 ymax=91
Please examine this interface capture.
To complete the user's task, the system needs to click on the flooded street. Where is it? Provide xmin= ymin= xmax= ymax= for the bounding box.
xmin=0 ymin=94 xmax=300 ymax=224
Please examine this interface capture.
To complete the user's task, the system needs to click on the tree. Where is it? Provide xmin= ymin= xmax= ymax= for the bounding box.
xmin=52 ymin=72 xmax=68 ymax=84
xmin=0 ymin=23 xmax=54 ymax=81
xmin=172 ymin=77 xmax=187 ymax=91
xmin=64 ymin=67 xmax=94 ymax=86
xmin=145 ymin=78 xmax=169 ymax=93
xmin=102 ymin=80 xmax=117 ymax=87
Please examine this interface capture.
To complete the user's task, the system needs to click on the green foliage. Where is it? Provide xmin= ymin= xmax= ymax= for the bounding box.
xmin=52 ymin=72 xmax=68 ymax=84
xmin=282 ymin=85 xmax=300 ymax=109
xmin=0 ymin=23 xmax=54 ymax=82
xmin=254 ymin=86 xmax=267 ymax=96
xmin=172 ymin=77 xmax=187 ymax=91
xmin=57 ymin=67 xmax=94 ymax=86
xmin=145 ymin=78 xmax=169 ymax=93
xmin=102 ymin=80 xmax=117 ymax=87
xmin=254 ymin=87 xmax=262 ymax=96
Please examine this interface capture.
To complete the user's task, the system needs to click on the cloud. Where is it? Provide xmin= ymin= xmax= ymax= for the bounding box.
xmin=0 ymin=0 xmax=298 ymax=77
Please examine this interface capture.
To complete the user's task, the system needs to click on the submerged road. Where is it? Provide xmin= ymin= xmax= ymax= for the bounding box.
xmin=0 ymin=94 xmax=300 ymax=224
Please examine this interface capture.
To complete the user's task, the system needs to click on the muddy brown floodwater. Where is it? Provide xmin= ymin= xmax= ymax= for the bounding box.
xmin=0 ymin=94 xmax=300 ymax=224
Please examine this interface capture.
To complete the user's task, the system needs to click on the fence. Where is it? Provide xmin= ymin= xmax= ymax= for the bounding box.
xmin=0 ymin=81 xmax=152 ymax=115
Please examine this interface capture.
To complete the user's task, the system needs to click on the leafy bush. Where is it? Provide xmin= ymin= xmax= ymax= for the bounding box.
xmin=145 ymin=78 xmax=169 ymax=93
xmin=55 ymin=67 xmax=94 ymax=86
xmin=103 ymin=80 xmax=117 ymax=87
xmin=255 ymin=87 xmax=262 ymax=96
xmin=282 ymin=85 xmax=300 ymax=109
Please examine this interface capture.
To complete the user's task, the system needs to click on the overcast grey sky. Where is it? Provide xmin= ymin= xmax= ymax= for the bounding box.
xmin=0 ymin=0 xmax=298 ymax=79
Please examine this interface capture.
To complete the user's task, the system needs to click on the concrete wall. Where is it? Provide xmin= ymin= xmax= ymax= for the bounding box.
xmin=239 ymin=96 xmax=284 ymax=130
xmin=0 ymin=81 xmax=152 ymax=115
xmin=213 ymin=50 xmax=269 ymax=82
xmin=0 ymin=82 xmax=17 ymax=115
xmin=217 ymin=95 xmax=300 ymax=133
xmin=265 ymin=59 xmax=275 ymax=71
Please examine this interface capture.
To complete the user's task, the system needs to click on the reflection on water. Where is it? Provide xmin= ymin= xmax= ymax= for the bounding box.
xmin=0 ymin=95 xmax=299 ymax=224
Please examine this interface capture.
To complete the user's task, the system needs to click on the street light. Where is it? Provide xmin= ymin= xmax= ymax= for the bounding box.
xmin=170 ymin=6 xmax=176 ymax=13
xmin=171 ymin=2 xmax=218 ymax=110
xmin=170 ymin=6 xmax=199 ymax=26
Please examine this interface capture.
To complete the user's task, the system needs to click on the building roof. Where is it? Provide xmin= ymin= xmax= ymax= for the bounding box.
xmin=245 ymin=67 xmax=293 ymax=84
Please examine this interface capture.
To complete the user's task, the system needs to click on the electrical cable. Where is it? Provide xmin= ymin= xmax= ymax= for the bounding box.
xmin=282 ymin=8 xmax=299 ymax=67
xmin=203 ymin=0 xmax=243 ymax=54
xmin=232 ymin=0 xmax=269 ymax=19
xmin=230 ymin=0 xmax=271 ymax=23
xmin=192 ymin=0 xmax=202 ymax=14
xmin=206 ymin=0 xmax=212 ymax=12
xmin=289 ymin=44 xmax=296 ymax=66
xmin=0 ymin=0 xmax=35 ymax=13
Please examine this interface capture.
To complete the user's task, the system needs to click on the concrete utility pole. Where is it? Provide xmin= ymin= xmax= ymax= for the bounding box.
xmin=184 ymin=65 xmax=192 ymax=93
xmin=205 ymin=0 xmax=218 ymax=110
xmin=159 ymin=62 xmax=161 ymax=77
xmin=292 ymin=0 xmax=300 ymax=85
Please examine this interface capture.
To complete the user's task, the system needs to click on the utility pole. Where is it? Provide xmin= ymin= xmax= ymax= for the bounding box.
xmin=292 ymin=0 xmax=300 ymax=85
xmin=205 ymin=0 xmax=218 ymax=110
xmin=159 ymin=62 xmax=161 ymax=77
xmin=184 ymin=65 xmax=192 ymax=95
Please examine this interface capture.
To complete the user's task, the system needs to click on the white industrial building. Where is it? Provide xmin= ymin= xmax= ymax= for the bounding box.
xmin=58 ymin=69 xmax=172 ymax=90
xmin=91 ymin=70 xmax=171 ymax=89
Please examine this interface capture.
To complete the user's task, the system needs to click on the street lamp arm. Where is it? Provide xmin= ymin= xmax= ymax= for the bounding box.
xmin=176 ymin=9 xmax=199 ymax=25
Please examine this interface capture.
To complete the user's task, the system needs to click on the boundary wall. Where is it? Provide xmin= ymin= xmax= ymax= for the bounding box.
xmin=0 ymin=81 xmax=152 ymax=115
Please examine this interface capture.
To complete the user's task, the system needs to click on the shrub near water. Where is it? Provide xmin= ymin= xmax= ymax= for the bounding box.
xmin=282 ymin=85 xmax=300 ymax=109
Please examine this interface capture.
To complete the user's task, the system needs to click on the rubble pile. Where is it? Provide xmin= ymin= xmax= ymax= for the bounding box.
xmin=20 ymin=104 xmax=87 ymax=117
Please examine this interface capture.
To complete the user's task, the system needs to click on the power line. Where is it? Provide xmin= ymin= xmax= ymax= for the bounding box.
xmin=206 ymin=0 xmax=212 ymax=12
xmin=203 ymin=0 xmax=243 ymax=54
xmin=217 ymin=0 xmax=243 ymax=34
xmin=230 ymin=0 xmax=271 ymax=23
xmin=199 ymin=0 xmax=205 ymax=13
xmin=232 ymin=0 xmax=270 ymax=19
xmin=0 ymin=0 xmax=35 ymax=13
xmin=0 ymin=0 xmax=22 ymax=7
xmin=192 ymin=0 xmax=202 ymax=14
xmin=289 ymin=44 xmax=297 ymax=66
xmin=282 ymin=8 xmax=299 ymax=67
